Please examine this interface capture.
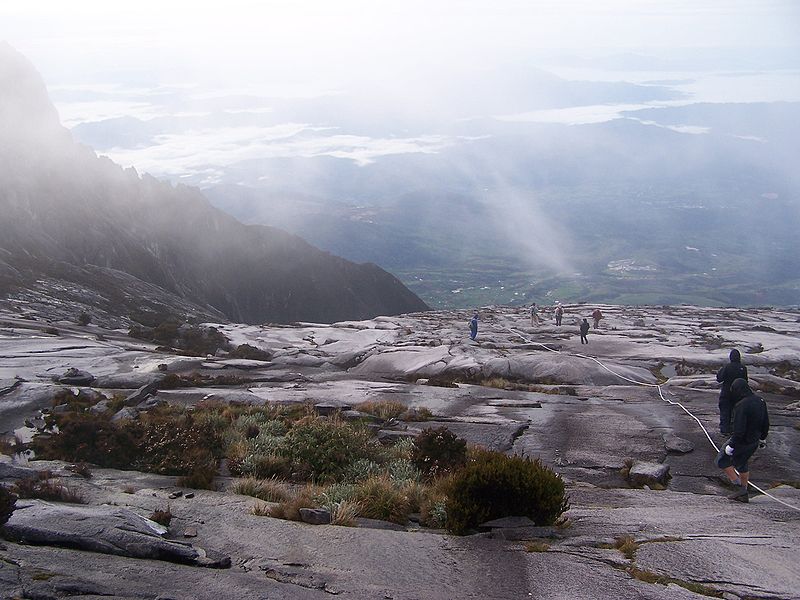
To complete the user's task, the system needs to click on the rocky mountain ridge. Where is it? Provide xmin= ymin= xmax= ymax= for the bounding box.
xmin=0 ymin=43 xmax=429 ymax=326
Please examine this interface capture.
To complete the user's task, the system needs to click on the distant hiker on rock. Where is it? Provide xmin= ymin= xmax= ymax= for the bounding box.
xmin=716 ymin=378 xmax=769 ymax=503
xmin=717 ymin=349 xmax=748 ymax=435
xmin=592 ymin=308 xmax=603 ymax=329
xmin=554 ymin=303 xmax=563 ymax=326
xmin=579 ymin=318 xmax=590 ymax=344
xmin=530 ymin=303 xmax=540 ymax=326
xmin=469 ymin=314 xmax=479 ymax=341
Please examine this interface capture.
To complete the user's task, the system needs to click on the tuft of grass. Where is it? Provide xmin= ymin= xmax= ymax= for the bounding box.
xmin=252 ymin=502 xmax=272 ymax=516
xmin=614 ymin=535 xmax=639 ymax=560
xmin=330 ymin=500 xmax=361 ymax=527
xmin=768 ymin=480 xmax=800 ymax=489
xmin=354 ymin=400 xmax=407 ymax=421
xmin=626 ymin=567 xmax=722 ymax=598
xmin=12 ymin=475 xmax=85 ymax=504
xmin=269 ymin=486 xmax=320 ymax=521
xmin=483 ymin=377 xmax=515 ymax=390
xmin=353 ymin=475 xmax=410 ymax=525
xmin=149 ymin=507 xmax=172 ymax=527
xmin=620 ymin=458 xmax=635 ymax=479
xmin=525 ymin=541 xmax=551 ymax=552
xmin=231 ymin=477 xmax=291 ymax=503
xmin=402 ymin=407 xmax=434 ymax=422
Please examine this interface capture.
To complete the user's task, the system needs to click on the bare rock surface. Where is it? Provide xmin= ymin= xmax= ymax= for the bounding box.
xmin=1 ymin=305 xmax=799 ymax=599
xmin=4 ymin=500 xmax=227 ymax=567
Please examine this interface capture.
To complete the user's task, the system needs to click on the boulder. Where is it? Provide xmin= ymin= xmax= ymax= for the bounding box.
xmin=137 ymin=396 xmax=167 ymax=411
xmin=4 ymin=500 xmax=229 ymax=567
xmin=89 ymin=399 xmax=110 ymax=414
xmin=299 ymin=508 xmax=331 ymax=525
xmin=93 ymin=373 xmax=164 ymax=389
xmin=111 ymin=407 xmax=138 ymax=422
xmin=124 ymin=382 xmax=159 ymax=406
xmin=663 ymin=434 xmax=694 ymax=454
xmin=57 ymin=368 xmax=94 ymax=386
xmin=628 ymin=461 xmax=670 ymax=487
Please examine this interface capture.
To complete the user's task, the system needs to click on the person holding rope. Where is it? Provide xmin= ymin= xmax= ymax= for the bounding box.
xmin=716 ymin=378 xmax=769 ymax=503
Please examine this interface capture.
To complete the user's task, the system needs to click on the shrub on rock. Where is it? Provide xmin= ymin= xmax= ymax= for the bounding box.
xmin=0 ymin=485 xmax=17 ymax=526
xmin=230 ymin=344 xmax=271 ymax=361
xmin=445 ymin=450 xmax=569 ymax=535
xmin=411 ymin=426 xmax=467 ymax=477
xmin=283 ymin=416 xmax=379 ymax=481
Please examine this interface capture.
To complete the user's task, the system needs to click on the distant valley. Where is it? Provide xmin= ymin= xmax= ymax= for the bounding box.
xmin=60 ymin=61 xmax=799 ymax=308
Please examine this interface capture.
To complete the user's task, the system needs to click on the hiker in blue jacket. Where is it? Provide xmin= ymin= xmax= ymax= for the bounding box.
xmin=469 ymin=314 xmax=478 ymax=340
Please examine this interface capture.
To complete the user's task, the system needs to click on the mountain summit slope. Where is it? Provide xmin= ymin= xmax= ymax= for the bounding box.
xmin=0 ymin=44 xmax=429 ymax=325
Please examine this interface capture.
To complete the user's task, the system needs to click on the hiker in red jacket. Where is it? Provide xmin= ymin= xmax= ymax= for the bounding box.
xmin=591 ymin=308 xmax=603 ymax=329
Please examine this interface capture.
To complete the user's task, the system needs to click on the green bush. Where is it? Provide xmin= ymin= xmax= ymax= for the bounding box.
xmin=0 ymin=485 xmax=16 ymax=526
xmin=282 ymin=416 xmax=379 ymax=481
xmin=411 ymin=427 xmax=467 ymax=477
xmin=445 ymin=450 xmax=569 ymax=535
xmin=77 ymin=312 xmax=92 ymax=326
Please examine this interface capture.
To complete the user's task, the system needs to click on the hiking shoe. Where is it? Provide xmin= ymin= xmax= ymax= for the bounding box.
xmin=717 ymin=475 xmax=741 ymax=490
xmin=728 ymin=488 xmax=749 ymax=503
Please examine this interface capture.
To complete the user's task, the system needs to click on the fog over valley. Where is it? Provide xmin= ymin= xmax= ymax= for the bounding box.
xmin=3 ymin=1 xmax=799 ymax=308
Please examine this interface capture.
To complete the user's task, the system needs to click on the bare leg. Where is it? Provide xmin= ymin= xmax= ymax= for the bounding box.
xmin=723 ymin=466 xmax=740 ymax=484
xmin=739 ymin=471 xmax=750 ymax=487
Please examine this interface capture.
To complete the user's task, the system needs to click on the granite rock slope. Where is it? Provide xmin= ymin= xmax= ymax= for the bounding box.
xmin=1 ymin=303 xmax=799 ymax=599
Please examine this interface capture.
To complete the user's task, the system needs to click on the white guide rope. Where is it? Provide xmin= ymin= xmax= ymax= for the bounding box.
xmin=502 ymin=324 xmax=800 ymax=513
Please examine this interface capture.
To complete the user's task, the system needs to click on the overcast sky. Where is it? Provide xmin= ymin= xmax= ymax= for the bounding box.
xmin=1 ymin=1 xmax=798 ymax=187
xmin=2 ymin=0 xmax=799 ymax=87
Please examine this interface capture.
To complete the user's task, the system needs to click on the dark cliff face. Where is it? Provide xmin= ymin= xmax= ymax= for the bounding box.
xmin=0 ymin=44 xmax=429 ymax=324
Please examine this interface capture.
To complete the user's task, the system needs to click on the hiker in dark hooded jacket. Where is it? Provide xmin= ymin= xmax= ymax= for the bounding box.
xmin=716 ymin=349 xmax=748 ymax=435
xmin=716 ymin=378 xmax=769 ymax=503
